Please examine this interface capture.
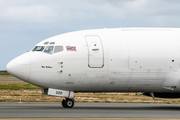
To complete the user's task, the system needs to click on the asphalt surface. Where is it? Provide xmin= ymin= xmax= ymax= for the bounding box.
xmin=0 ymin=102 xmax=180 ymax=120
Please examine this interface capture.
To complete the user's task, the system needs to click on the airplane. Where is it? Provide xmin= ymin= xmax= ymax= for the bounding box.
xmin=6 ymin=28 xmax=180 ymax=108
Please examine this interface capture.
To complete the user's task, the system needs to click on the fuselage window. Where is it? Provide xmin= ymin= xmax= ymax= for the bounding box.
xmin=44 ymin=46 xmax=54 ymax=54
xmin=54 ymin=46 xmax=63 ymax=53
xmin=32 ymin=46 xmax=45 ymax=51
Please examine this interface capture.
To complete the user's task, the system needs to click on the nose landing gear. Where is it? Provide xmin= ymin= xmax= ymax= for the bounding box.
xmin=62 ymin=98 xmax=74 ymax=108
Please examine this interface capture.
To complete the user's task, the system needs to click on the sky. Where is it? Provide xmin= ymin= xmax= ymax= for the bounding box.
xmin=1 ymin=0 xmax=180 ymax=70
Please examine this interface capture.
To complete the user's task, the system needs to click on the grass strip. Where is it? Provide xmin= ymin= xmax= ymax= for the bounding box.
xmin=0 ymin=81 xmax=40 ymax=90
xmin=0 ymin=74 xmax=15 ymax=78
xmin=0 ymin=81 xmax=180 ymax=103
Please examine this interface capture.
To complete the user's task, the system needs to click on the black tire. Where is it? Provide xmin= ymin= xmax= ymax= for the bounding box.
xmin=62 ymin=99 xmax=66 ymax=108
xmin=64 ymin=98 xmax=74 ymax=108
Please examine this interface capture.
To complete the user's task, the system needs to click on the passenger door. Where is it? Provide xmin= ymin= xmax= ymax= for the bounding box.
xmin=85 ymin=35 xmax=104 ymax=68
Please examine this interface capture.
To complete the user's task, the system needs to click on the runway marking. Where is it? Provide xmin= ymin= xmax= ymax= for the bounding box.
xmin=0 ymin=118 xmax=180 ymax=120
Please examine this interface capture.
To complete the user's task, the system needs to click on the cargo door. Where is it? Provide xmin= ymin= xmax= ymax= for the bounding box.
xmin=85 ymin=36 xmax=104 ymax=68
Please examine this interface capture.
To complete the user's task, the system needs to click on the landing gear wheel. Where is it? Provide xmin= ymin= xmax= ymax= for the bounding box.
xmin=62 ymin=98 xmax=74 ymax=108
xmin=65 ymin=99 xmax=74 ymax=108
xmin=62 ymin=99 xmax=66 ymax=108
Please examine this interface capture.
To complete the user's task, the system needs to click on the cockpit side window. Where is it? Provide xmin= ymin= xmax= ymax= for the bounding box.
xmin=54 ymin=46 xmax=63 ymax=53
xmin=32 ymin=46 xmax=45 ymax=51
xmin=44 ymin=46 xmax=54 ymax=54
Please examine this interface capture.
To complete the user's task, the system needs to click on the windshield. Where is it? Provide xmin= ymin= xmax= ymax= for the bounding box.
xmin=44 ymin=46 xmax=54 ymax=54
xmin=32 ymin=46 xmax=45 ymax=51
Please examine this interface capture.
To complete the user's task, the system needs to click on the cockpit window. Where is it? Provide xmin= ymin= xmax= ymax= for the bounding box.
xmin=44 ymin=42 xmax=49 ymax=45
xmin=44 ymin=46 xmax=54 ymax=54
xmin=32 ymin=46 xmax=45 ymax=51
xmin=50 ymin=42 xmax=55 ymax=44
xmin=54 ymin=46 xmax=63 ymax=53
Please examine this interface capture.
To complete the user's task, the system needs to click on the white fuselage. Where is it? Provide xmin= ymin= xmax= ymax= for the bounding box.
xmin=7 ymin=28 xmax=180 ymax=93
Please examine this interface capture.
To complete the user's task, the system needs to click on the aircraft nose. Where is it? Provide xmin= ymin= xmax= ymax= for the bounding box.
xmin=6 ymin=53 xmax=31 ymax=81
